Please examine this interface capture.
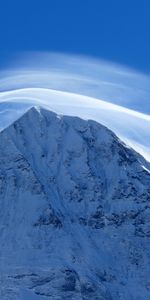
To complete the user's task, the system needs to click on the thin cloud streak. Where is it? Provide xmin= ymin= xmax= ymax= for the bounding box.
xmin=1 ymin=52 xmax=150 ymax=113
xmin=0 ymin=53 xmax=150 ymax=161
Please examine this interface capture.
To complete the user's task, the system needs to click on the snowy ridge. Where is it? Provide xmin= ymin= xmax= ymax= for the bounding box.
xmin=0 ymin=88 xmax=150 ymax=161
xmin=0 ymin=107 xmax=150 ymax=299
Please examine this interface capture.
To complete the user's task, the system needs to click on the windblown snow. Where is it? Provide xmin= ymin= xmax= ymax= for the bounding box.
xmin=0 ymin=107 xmax=150 ymax=299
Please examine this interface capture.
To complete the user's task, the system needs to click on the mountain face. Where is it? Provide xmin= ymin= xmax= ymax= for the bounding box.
xmin=0 ymin=107 xmax=150 ymax=300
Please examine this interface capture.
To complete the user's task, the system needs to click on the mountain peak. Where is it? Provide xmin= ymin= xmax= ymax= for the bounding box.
xmin=0 ymin=106 xmax=150 ymax=299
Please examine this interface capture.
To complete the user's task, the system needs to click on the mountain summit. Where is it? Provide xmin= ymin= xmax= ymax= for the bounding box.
xmin=0 ymin=107 xmax=150 ymax=300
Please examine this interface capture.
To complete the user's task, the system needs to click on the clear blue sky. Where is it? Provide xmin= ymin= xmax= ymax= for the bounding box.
xmin=0 ymin=0 xmax=150 ymax=74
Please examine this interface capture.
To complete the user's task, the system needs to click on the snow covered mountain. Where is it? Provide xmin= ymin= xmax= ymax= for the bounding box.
xmin=0 ymin=106 xmax=150 ymax=300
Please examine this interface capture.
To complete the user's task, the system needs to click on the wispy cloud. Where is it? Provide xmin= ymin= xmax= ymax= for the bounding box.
xmin=0 ymin=53 xmax=150 ymax=160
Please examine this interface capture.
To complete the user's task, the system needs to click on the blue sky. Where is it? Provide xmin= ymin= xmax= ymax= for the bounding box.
xmin=0 ymin=0 xmax=150 ymax=161
xmin=0 ymin=0 xmax=150 ymax=73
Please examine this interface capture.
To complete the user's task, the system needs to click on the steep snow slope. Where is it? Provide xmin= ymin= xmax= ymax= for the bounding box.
xmin=0 ymin=107 xmax=150 ymax=300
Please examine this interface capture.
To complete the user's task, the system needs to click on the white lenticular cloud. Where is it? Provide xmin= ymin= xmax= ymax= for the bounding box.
xmin=0 ymin=52 xmax=150 ymax=161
